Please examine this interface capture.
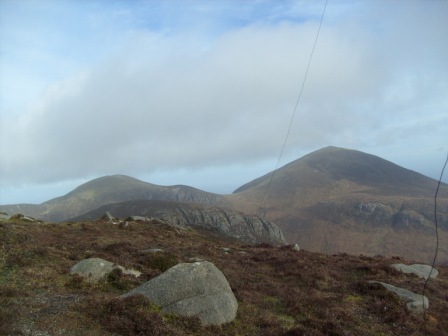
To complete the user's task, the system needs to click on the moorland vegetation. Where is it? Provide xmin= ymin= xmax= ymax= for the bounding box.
xmin=1 ymin=215 xmax=447 ymax=335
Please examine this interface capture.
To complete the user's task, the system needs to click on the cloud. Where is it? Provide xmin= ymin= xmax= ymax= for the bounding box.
xmin=1 ymin=0 xmax=447 ymax=194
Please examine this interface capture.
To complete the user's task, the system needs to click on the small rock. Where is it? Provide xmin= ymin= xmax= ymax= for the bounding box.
xmin=70 ymin=258 xmax=141 ymax=283
xmin=391 ymin=263 xmax=438 ymax=280
xmin=293 ymin=243 xmax=300 ymax=251
xmin=141 ymin=248 xmax=164 ymax=254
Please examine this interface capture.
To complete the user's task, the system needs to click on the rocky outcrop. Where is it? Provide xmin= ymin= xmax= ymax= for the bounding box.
xmin=156 ymin=207 xmax=286 ymax=245
xmin=100 ymin=212 xmax=116 ymax=222
xmin=73 ymin=200 xmax=286 ymax=245
xmin=5 ymin=213 xmax=42 ymax=223
xmin=125 ymin=215 xmax=155 ymax=222
xmin=392 ymin=263 xmax=438 ymax=280
xmin=355 ymin=202 xmax=394 ymax=225
xmin=70 ymin=258 xmax=141 ymax=283
xmin=391 ymin=209 xmax=425 ymax=229
xmin=122 ymin=261 xmax=238 ymax=325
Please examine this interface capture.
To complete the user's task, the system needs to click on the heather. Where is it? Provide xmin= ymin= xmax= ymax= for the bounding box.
xmin=1 ymin=218 xmax=447 ymax=335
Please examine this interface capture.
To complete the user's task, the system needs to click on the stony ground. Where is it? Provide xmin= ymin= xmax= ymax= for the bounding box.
xmin=1 ymin=217 xmax=447 ymax=335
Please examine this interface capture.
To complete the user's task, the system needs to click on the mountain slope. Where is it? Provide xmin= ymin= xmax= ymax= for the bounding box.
xmin=234 ymin=146 xmax=443 ymax=197
xmin=228 ymin=147 xmax=448 ymax=263
xmin=0 ymin=175 xmax=227 ymax=222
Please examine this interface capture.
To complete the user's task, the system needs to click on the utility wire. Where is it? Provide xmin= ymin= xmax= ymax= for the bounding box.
xmin=422 ymin=151 xmax=448 ymax=326
xmin=257 ymin=0 xmax=328 ymax=216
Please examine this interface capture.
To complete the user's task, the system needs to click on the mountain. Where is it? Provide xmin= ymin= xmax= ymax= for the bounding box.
xmin=70 ymin=199 xmax=286 ymax=245
xmin=0 ymin=175 xmax=228 ymax=222
xmin=228 ymin=146 xmax=448 ymax=264
xmin=234 ymin=146 xmax=442 ymax=196
xmin=2 ymin=146 xmax=447 ymax=263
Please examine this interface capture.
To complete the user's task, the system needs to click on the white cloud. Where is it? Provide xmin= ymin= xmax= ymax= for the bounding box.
xmin=1 ymin=0 xmax=447 ymax=202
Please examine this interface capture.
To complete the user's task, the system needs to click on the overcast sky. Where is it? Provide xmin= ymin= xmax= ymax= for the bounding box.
xmin=1 ymin=0 xmax=447 ymax=204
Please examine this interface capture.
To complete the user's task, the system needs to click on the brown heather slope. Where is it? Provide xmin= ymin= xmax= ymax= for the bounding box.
xmin=227 ymin=147 xmax=448 ymax=264
xmin=1 ymin=217 xmax=447 ymax=336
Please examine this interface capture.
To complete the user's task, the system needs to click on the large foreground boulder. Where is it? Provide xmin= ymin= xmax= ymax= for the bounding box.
xmin=122 ymin=261 xmax=238 ymax=325
xmin=70 ymin=258 xmax=141 ymax=283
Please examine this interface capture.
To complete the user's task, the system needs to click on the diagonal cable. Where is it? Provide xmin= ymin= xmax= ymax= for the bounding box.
xmin=257 ymin=0 xmax=328 ymax=216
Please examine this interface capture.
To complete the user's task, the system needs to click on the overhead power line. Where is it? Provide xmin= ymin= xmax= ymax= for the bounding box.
xmin=257 ymin=0 xmax=328 ymax=216
xmin=422 ymin=151 xmax=448 ymax=328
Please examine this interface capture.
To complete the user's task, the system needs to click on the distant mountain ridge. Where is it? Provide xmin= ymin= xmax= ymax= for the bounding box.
xmin=1 ymin=146 xmax=447 ymax=263
xmin=0 ymin=175 xmax=228 ymax=222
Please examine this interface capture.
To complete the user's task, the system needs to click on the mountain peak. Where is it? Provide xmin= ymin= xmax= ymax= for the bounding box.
xmin=234 ymin=146 xmax=439 ymax=196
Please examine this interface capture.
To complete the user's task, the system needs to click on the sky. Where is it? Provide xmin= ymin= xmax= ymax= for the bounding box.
xmin=0 ymin=0 xmax=447 ymax=205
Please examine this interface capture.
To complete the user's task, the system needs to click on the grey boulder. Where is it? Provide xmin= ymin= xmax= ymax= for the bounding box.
xmin=391 ymin=263 xmax=438 ymax=280
xmin=70 ymin=257 xmax=141 ymax=283
xmin=122 ymin=261 xmax=238 ymax=325
xmin=370 ymin=281 xmax=428 ymax=313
